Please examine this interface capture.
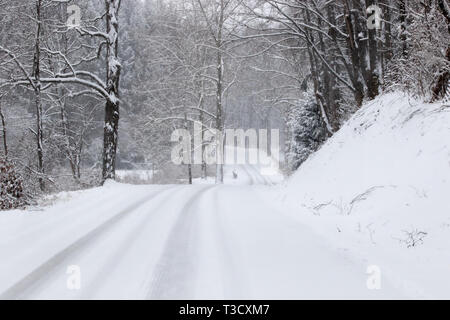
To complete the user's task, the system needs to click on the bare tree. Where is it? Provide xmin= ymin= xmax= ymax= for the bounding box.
xmin=0 ymin=94 xmax=7 ymax=158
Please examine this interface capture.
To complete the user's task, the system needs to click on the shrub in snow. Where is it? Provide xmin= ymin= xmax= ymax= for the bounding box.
xmin=0 ymin=157 xmax=26 ymax=210
xmin=286 ymin=100 xmax=328 ymax=171
xmin=399 ymin=229 xmax=428 ymax=248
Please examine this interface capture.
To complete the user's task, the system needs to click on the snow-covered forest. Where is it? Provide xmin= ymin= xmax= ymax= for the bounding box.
xmin=0 ymin=0 xmax=449 ymax=300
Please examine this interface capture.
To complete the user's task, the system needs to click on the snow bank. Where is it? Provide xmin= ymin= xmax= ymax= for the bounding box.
xmin=277 ymin=92 xmax=450 ymax=298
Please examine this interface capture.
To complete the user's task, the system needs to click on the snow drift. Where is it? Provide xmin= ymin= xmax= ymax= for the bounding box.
xmin=277 ymin=92 xmax=450 ymax=298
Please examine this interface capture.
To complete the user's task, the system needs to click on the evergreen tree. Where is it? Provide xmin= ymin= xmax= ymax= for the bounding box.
xmin=287 ymin=100 xmax=328 ymax=171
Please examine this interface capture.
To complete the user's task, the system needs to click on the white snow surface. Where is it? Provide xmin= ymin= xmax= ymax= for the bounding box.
xmin=0 ymin=92 xmax=448 ymax=299
xmin=271 ymin=92 xmax=450 ymax=299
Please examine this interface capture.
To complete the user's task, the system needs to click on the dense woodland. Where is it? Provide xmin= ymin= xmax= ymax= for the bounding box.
xmin=0 ymin=0 xmax=449 ymax=207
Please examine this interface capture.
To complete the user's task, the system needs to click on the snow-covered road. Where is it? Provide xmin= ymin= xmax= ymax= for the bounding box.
xmin=0 ymin=165 xmax=404 ymax=299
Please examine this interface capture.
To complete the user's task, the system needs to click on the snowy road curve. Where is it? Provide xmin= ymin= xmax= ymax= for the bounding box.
xmin=0 ymin=166 xmax=403 ymax=299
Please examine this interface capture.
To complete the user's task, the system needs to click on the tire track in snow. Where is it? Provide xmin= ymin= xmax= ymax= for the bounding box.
xmin=80 ymin=186 xmax=196 ymax=299
xmin=246 ymin=165 xmax=268 ymax=185
xmin=241 ymin=164 xmax=269 ymax=185
xmin=208 ymin=187 xmax=248 ymax=298
xmin=240 ymin=165 xmax=256 ymax=185
xmin=0 ymin=186 xmax=177 ymax=300
xmin=249 ymin=165 xmax=274 ymax=186
xmin=146 ymin=185 xmax=217 ymax=299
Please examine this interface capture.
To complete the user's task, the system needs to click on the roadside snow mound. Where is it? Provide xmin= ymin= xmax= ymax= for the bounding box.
xmin=280 ymin=92 xmax=450 ymax=298
xmin=286 ymin=92 xmax=449 ymax=213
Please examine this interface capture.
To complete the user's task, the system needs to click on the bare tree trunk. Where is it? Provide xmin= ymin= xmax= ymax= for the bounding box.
xmin=379 ymin=0 xmax=393 ymax=81
xmin=343 ymin=0 xmax=365 ymax=107
xmin=216 ymin=49 xmax=224 ymax=184
xmin=399 ymin=0 xmax=408 ymax=58
xmin=58 ymin=2 xmax=79 ymax=182
xmin=303 ymin=8 xmax=333 ymax=135
xmin=283 ymin=111 xmax=290 ymax=170
xmin=76 ymin=130 xmax=83 ymax=180
xmin=317 ymin=10 xmax=334 ymax=130
xmin=382 ymin=0 xmax=393 ymax=62
xmin=199 ymin=109 xmax=207 ymax=179
xmin=55 ymin=84 xmax=79 ymax=181
xmin=34 ymin=0 xmax=45 ymax=191
xmin=0 ymin=98 xmax=7 ymax=158
xmin=102 ymin=0 xmax=122 ymax=183
xmin=366 ymin=0 xmax=380 ymax=99
xmin=432 ymin=0 xmax=450 ymax=101
xmin=350 ymin=0 xmax=370 ymax=91
xmin=188 ymin=160 xmax=193 ymax=184
xmin=184 ymin=112 xmax=192 ymax=184
xmin=215 ymin=0 xmax=225 ymax=184
xmin=327 ymin=2 xmax=342 ymax=130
